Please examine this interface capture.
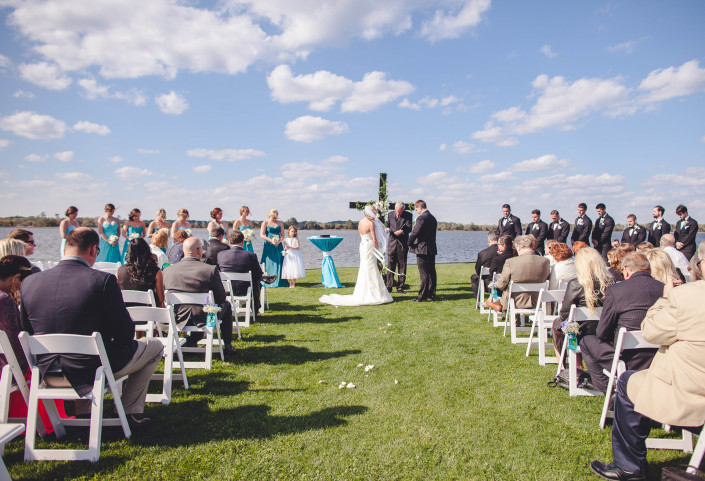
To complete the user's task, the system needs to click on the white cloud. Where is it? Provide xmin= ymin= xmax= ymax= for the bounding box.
xmin=420 ymin=0 xmax=492 ymax=42
xmin=642 ymin=167 xmax=705 ymax=188
xmin=638 ymin=60 xmax=705 ymax=103
xmin=540 ymin=44 xmax=557 ymax=59
xmin=400 ymin=95 xmax=460 ymax=111
xmin=441 ymin=95 xmax=460 ymax=106
xmin=115 ymin=166 xmax=153 ymax=179
xmin=24 ymin=153 xmax=48 ymax=163
xmin=606 ymin=39 xmax=640 ymax=54
xmin=399 ymin=98 xmax=421 ymax=110
xmin=56 ymin=171 xmax=92 ymax=181
xmin=280 ymin=156 xmax=348 ymax=181
xmin=0 ymin=139 xmax=10 ymax=149
xmin=54 ymin=151 xmax=74 ymax=162
xmin=186 ymin=148 xmax=265 ymax=162
xmin=108 ymin=156 xmax=123 ymax=163
xmin=73 ymin=121 xmax=111 ymax=135
xmin=341 ymin=72 xmax=414 ymax=112
xmin=417 ymin=171 xmax=455 ymax=184
xmin=480 ymin=171 xmax=515 ymax=182
xmin=439 ymin=143 xmax=447 ymax=151
xmin=78 ymin=78 xmax=147 ymax=106
xmin=10 ymin=180 xmax=56 ymax=188
xmin=0 ymin=171 xmax=8 ymax=178
xmin=701 ymin=135 xmax=705 ymax=143
xmin=18 ymin=62 xmax=72 ymax=90
xmin=155 ymin=91 xmax=188 ymax=115
xmin=0 ymin=54 xmax=10 ymax=69
xmin=138 ymin=149 xmax=160 ymax=154
xmin=511 ymin=154 xmax=569 ymax=172
xmin=193 ymin=165 xmax=212 ymax=173
xmin=285 ymin=116 xmax=349 ymax=142
xmin=457 ymin=159 xmax=495 ymax=174
xmin=452 ymin=141 xmax=477 ymax=154
xmin=13 ymin=90 xmax=35 ymax=99
xmin=0 ymin=111 xmax=67 ymax=140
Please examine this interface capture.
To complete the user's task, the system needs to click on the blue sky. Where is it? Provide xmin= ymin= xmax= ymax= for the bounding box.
xmin=0 ymin=0 xmax=703 ymax=224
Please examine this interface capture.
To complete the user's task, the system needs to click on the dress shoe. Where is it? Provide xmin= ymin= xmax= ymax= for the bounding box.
xmin=412 ymin=298 xmax=426 ymax=302
xmin=387 ymin=286 xmax=393 ymax=293
xmin=223 ymin=345 xmax=237 ymax=355
xmin=589 ymin=461 xmax=645 ymax=481
xmin=485 ymin=300 xmax=503 ymax=312
xmin=397 ymin=289 xmax=405 ymax=294
xmin=127 ymin=414 xmax=152 ymax=431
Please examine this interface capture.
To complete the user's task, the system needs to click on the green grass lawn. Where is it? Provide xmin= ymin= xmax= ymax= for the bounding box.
xmin=5 ymin=263 xmax=693 ymax=480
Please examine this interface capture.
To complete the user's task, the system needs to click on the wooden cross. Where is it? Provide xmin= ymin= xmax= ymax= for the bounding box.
xmin=348 ymin=173 xmax=412 ymax=213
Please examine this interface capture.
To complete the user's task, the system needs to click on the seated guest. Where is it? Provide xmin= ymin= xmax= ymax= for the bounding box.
xmin=552 ymin=247 xmax=613 ymax=368
xmin=162 ymin=237 xmax=234 ymax=354
xmin=579 ymin=252 xmax=662 ymax=393
xmin=117 ymin=238 xmax=165 ymax=307
xmin=548 ymin=242 xmax=577 ymax=290
xmin=149 ymin=228 xmax=169 ymax=269
xmin=7 ymin=229 xmax=40 ymax=273
xmin=645 ymin=248 xmax=682 ymax=286
xmin=674 ymin=204 xmax=698 ymax=260
xmin=572 ymin=241 xmax=588 ymax=254
xmin=606 ymin=248 xmax=625 ymax=282
xmin=620 ymin=214 xmax=646 ymax=248
xmin=485 ymin=235 xmax=550 ymax=312
xmin=544 ymin=239 xmax=558 ymax=268
xmin=689 ymin=251 xmax=702 ymax=281
xmin=488 ymin=234 xmax=515 ymax=276
xmin=20 ymin=228 xmax=163 ymax=428
xmin=636 ymin=241 xmax=653 ymax=253
xmin=217 ymin=230 xmax=263 ymax=313
xmin=0 ymin=256 xmax=34 ymax=373
xmin=166 ymin=229 xmax=189 ymax=265
xmin=204 ymin=226 xmax=230 ymax=265
xmin=471 ymin=231 xmax=498 ymax=296
xmin=0 ymin=238 xmax=26 ymax=258
xmin=659 ymin=234 xmax=689 ymax=279
xmin=589 ymin=242 xmax=705 ymax=481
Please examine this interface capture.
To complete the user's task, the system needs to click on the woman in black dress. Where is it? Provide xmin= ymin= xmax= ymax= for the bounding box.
xmin=117 ymin=238 xmax=165 ymax=307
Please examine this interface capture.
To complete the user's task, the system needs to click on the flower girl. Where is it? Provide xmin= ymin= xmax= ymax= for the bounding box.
xmin=282 ymin=225 xmax=305 ymax=287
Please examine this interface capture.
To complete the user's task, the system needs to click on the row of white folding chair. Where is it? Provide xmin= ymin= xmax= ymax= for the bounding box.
xmin=525 ymin=288 xmax=566 ymax=365
xmin=122 ymin=290 xmax=161 ymax=337
xmin=220 ymin=271 xmax=254 ymax=331
xmin=556 ymin=305 xmax=604 ymax=397
xmin=475 ymin=266 xmax=491 ymax=313
xmin=503 ymin=281 xmax=550 ymax=344
xmin=0 ymin=423 xmax=24 ymax=479
xmin=164 ymin=290 xmax=224 ymax=370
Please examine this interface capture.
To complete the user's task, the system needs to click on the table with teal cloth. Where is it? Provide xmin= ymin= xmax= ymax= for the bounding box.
xmin=307 ymin=236 xmax=344 ymax=288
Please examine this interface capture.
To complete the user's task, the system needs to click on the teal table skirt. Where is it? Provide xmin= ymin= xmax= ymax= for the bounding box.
xmin=308 ymin=236 xmax=344 ymax=288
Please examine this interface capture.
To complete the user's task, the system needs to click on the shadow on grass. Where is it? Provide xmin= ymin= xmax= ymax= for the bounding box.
xmin=234 ymin=345 xmax=361 ymax=365
xmin=262 ymin=314 xmax=362 ymax=325
xmin=241 ymin=334 xmax=287 ymax=343
xmin=184 ymin=372 xmax=250 ymax=396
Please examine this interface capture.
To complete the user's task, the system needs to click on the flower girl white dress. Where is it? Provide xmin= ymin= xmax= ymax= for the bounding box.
xmin=282 ymin=237 xmax=306 ymax=280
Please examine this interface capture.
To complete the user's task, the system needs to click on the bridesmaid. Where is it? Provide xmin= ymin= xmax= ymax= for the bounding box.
xmin=121 ymin=208 xmax=146 ymax=263
xmin=207 ymin=207 xmax=229 ymax=239
xmin=59 ymin=206 xmax=80 ymax=257
xmin=233 ymin=205 xmax=255 ymax=252
xmin=96 ymin=203 xmax=121 ymax=263
xmin=170 ymin=208 xmax=190 ymax=238
xmin=147 ymin=208 xmax=170 ymax=239
xmin=260 ymin=209 xmax=288 ymax=287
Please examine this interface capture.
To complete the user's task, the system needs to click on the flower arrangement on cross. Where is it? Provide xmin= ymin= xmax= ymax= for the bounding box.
xmin=348 ymin=173 xmax=412 ymax=223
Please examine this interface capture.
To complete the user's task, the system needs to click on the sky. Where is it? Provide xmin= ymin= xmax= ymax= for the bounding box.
xmin=0 ymin=0 xmax=703 ymax=225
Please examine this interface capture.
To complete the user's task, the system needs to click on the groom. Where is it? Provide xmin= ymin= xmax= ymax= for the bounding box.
xmin=408 ymin=200 xmax=438 ymax=302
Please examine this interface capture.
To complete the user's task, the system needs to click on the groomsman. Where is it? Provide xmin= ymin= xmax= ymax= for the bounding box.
xmin=548 ymin=210 xmax=570 ymax=243
xmin=592 ymin=203 xmax=615 ymax=260
xmin=620 ymin=214 xmax=646 ymax=247
xmin=497 ymin=204 xmax=522 ymax=240
xmin=571 ymin=203 xmax=592 ymax=246
xmin=674 ymin=204 xmax=698 ymax=260
xmin=385 ymin=201 xmax=413 ymax=294
xmin=525 ymin=209 xmax=548 ymax=255
xmin=409 ymin=200 xmax=438 ymax=302
xmin=647 ymin=205 xmax=670 ymax=247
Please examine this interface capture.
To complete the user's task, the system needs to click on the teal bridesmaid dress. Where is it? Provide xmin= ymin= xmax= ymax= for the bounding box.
xmin=121 ymin=225 xmax=144 ymax=263
xmin=97 ymin=223 xmax=121 ymax=262
xmin=261 ymin=225 xmax=288 ymax=287
xmin=60 ymin=224 xmax=76 ymax=257
xmin=238 ymin=224 xmax=254 ymax=253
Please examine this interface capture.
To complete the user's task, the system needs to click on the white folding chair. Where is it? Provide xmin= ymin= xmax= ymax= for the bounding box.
xmin=122 ymin=290 xmax=160 ymax=337
xmin=93 ymin=262 xmax=120 ymax=270
xmin=476 ymin=266 xmax=491 ymax=313
xmin=556 ymin=305 xmax=603 ymax=397
xmin=164 ymin=290 xmax=224 ymax=370
xmin=260 ymin=263 xmax=269 ymax=313
xmin=487 ymin=273 xmax=504 ymax=325
xmin=504 ymin=281 xmax=550 ymax=344
xmin=219 ymin=281 xmax=242 ymax=339
xmin=525 ymin=288 xmax=566 ymax=364
xmin=0 ymin=423 xmax=25 ymax=479
xmin=686 ymin=426 xmax=705 ymax=474
xmin=46 ymin=261 xmax=59 ymax=269
xmin=127 ymin=306 xmax=188 ymax=405
xmin=221 ymin=271 xmax=254 ymax=327
xmin=19 ymin=332 xmax=131 ymax=462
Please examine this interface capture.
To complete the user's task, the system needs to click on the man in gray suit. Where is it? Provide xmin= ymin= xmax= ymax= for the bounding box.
xmin=163 ymin=237 xmax=234 ymax=354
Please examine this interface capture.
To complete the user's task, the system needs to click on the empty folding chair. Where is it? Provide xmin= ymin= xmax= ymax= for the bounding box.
xmin=475 ymin=266 xmax=491 ymax=313
xmin=220 ymin=271 xmax=254 ymax=327
xmin=0 ymin=423 xmax=25 ymax=479
xmin=122 ymin=290 xmax=160 ymax=337
xmin=525 ymin=288 xmax=566 ymax=364
xmin=556 ymin=305 xmax=603 ymax=397
xmin=503 ymin=280 xmax=550 ymax=344
xmin=219 ymin=280 xmax=242 ymax=340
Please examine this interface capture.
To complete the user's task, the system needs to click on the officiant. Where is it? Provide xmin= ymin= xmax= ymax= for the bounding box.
xmin=386 ymin=201 xmax=413 ymax=294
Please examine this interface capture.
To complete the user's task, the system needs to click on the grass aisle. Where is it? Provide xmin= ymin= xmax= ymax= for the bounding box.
xmin=6 ymin=263 xmax=690 ymax=480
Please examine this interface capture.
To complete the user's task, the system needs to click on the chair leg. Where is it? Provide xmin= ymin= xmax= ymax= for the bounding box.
xmin=687 ymin=431 xmax=705 ymax=474
xmin=174 ymin=342 xmax=189 ymax=390
xmin=88 ymin=374 xmax=105 ymax=462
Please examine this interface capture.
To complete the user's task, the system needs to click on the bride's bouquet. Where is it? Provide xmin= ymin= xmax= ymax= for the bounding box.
xmin=242 ymin=228 xmax=255 ymax=243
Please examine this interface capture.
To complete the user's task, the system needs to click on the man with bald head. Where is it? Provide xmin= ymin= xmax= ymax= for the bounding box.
xmin=163 ymin=237 xmax=234 ymax=354
xmin=660 ymin=233 xmax=690 ymax=279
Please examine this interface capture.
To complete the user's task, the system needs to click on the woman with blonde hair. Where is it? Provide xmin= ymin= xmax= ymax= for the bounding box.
xmin=645 ymin=248 xmax=681 ymax=286
xmin=147 ymin=208 xmax=170 ymax=239
xmin=552 ymin=246 xmax=614 ymax=368
xmin=260 ymin=209 xmax=287 ymax=287
xmin=170 ymin=208 xmax=190 ymax=238
xmin=0 ymin=239 xmax=26 ymax=258
xmin=149 ymin=228 xmax=169 ymax=269
xmin=233 ymin=206 xmax=255 ymax=253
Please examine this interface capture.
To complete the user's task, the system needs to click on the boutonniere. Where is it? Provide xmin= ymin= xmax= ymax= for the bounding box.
xmin=684 ymin=224 xmax=690 ymax=229
xmin=532 ymin=223 xmax=539 ymax=230
xmin=577 ymin=219 xmax=584 ymax=226
xmin=600 ymin=218 xmax=605 ymax=225
xmin=654 ymin=222 xmax=661 ymax=230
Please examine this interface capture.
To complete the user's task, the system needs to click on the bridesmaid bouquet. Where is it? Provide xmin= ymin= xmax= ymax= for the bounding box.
xmin=271 ymin=234 xmax=280 ymax=244
xmin=129 ymin=232 xmax=140 ymax=240
xmin=242 ymin=229 xmax=255 ymax=243
xmin=108 ymin=235 xmax=119 ymax=246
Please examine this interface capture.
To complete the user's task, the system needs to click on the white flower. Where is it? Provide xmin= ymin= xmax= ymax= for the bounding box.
xmin=364 ymin=365 xmax=374 ymax=372
xmin=271 ymin=234 xmax=280 ymax=243
xmin=129 ymin=232 xmax=140 ymax=240
xmin=108 ymin=235 xmax=118 ymax=245
xmin=318 ymin=380 xmax=327 ymax=384
xmin=357 ymin=363 xmax=363 ymax=368
xmin=338 ymin=381 xmax=347 ymax=389
xmin=242 ymin=228 xmax=255 ymax=242
xmin=160 ymin=228 xmax=169 ymax=235
xmin=185 ymin=229 xmax=192 ymax=235
xmin=394 ymin=379 xmax=398 ymax=385
xmin=346 ymin=382 xmax=356 ymax=389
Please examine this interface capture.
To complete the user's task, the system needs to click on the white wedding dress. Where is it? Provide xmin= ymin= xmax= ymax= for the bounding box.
xmin=319 ymin=232 xmax=393 ymax=306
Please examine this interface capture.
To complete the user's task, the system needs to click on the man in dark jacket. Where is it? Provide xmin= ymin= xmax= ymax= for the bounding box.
xmin=592 ymin=203 xmax=615 ymax=261
xmin=408 ymin=200 xmax=438 ymax=302
xmin=204 ymin=226 xmax=230 ymax=265
xmin=471 ymin=231 xmax=498 ymax=296
xmin=525 ymin=209 xmax=548 ymax=255
xmin=385 ymin=202 xmax=413 ymax=293
xmin=571 ymin=202 xmax=592 ymax=246
xmin=674 ymin=204 xmax=698 ymax=260
xmin=217 ymin=230 xmax=263 ymax=313
xmin=20 ymin=228 xmax=163 ymax=427
xmin=548 ymin=210 xmax=570 ymax=243
xmin=497 ymin=204 xmax=521 ymax=240
xmin=620 ymin=214 xmax=647 ymax=248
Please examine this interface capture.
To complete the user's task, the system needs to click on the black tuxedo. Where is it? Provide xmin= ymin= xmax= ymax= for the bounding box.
xmin=674 ymin=216 xmax=698 ymax=260
xmin=20 ymin=258 xmax=137 ymax=396
xmin=471 ymin=243 xmax=498 ymax=295
xmin=204 ymin=238 xmax=230 ymax=265
xmin=498 ymin=214 xmax=521 ymax=240
xmin=525 ymin=220 xmax=548 ymax=255
xmin=647 ymin=218 xmax=670 ymax=247
xmin=385 ymin=210 xmax=413 ymax=290
xmin=592 ymin=214 xmax=615 ymax=259
xmin=217 ymin=245 xmax=263 ymax=312
xmin=409 ymin=210 xmax=438 ymax=301
xmin=571 ymin=214 xmax=592 ymax=245
xmin=579 ymin=271 xmax=662 ymax=393
xmin=548 ymin=218 xmax=570 ymax=243
xmin=620 ymin=224 xmax=646 ymax=248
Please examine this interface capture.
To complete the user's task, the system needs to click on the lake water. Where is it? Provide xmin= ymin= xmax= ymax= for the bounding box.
xmin=3 ymin=227 xmax=704 ymax=270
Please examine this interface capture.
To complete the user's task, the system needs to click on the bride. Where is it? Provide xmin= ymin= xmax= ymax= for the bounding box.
xmin=320 ymin=205 xmax=394 ymax=306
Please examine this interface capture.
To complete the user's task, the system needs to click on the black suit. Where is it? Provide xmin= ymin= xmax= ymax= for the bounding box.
xmin=525 ymin=220 xmax=548 ymax=255
xmin=385 ymin=210 xmax=413 ymax=291
xmin=20 ymin=258 xmax=138 ymax=396
xmin=548 ymin=218 xmax=570 ymax=243
xmin=647 ymin=218 xmax=670 ymax=247
xmin=579 ymin=271 xmax=662 ymax=393
xmin=674 ymin=216 xmax=698 ymax=260
xmin=620 ymin=224 xmax=647 ymax=248
xmin=409 ymin=210 xmax=438 ymax=301
xmin=592 ymin=214 xmax=615 ymax=259
xmin=217 ymin=245 xmax=263 ymax=313
xmin=471 ymin=244 xmax=497 ymax=295
xmin=571 ymin=215 xmax=592 ymax=245
xmin=204 ymin=238 xmax=230 ymax=265
xmin=498 ymin=214 xmax=522 ymax=240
